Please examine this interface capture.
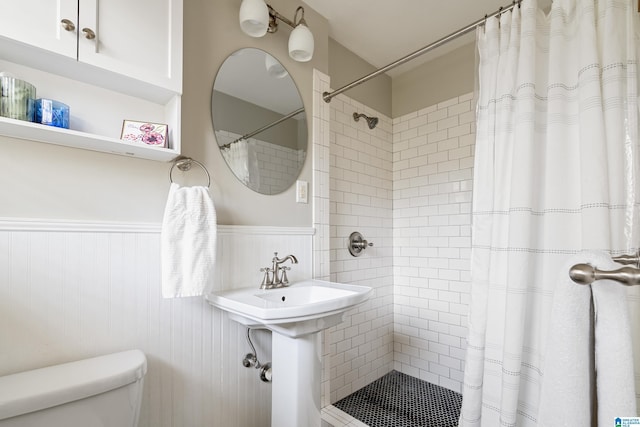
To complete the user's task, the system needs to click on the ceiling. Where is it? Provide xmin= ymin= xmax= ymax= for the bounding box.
xmin=303 ymin=0 xmax=551 ymax=78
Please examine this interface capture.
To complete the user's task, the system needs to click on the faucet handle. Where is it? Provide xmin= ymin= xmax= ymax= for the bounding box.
xmin=260 ymin=267 xmax=273 ymax=289
xmin=280 ymin=266 xmax=291 ymax=285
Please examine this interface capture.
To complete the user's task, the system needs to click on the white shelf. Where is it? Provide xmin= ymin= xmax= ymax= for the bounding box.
xmin=0 ymin=116 xmax=180 ymax=162
xmin=0 ymin=0 xmax=183 ymax=162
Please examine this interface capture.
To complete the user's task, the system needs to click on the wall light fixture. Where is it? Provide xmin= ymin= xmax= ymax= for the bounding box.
xmin=239 ymin=0 xmax=315 ymax=62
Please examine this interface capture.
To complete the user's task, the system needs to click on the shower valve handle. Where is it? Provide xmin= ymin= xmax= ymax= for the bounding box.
xmin=348 ymin=231 xmax=373 ymax=257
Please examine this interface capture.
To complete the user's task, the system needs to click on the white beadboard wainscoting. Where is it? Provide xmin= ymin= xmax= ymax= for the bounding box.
xmin=0 ymin=218 xmax=313 ymax=427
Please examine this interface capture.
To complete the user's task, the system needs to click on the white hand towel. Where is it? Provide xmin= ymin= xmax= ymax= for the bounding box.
xmin=538 ymin=251 xmax=637 ymax=426
xmin=161 ymin=183 xmax=217 ymax=298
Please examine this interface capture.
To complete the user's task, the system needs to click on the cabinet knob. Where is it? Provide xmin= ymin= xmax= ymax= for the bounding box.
xmin=60 ymin=19 xmax=76 ymax=32
xmin=82 ymin=28 xmax=96 ymax=40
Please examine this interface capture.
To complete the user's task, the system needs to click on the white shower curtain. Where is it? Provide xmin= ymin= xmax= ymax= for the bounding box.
xmin=221 ymin=139 xmax=260 ymax=190
xmin=459 ymin=0 xmax=640 ymax=425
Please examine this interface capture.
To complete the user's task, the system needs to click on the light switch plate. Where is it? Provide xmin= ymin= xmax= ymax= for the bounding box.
xmin=296 ymin=180 xmax=308 ymax=204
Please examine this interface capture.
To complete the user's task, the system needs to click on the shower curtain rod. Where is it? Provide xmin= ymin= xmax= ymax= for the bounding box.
xmin=221 ymin=107 xmax=305 ymax=148
xmin=322 ymin=0 xmax=521 ymax=103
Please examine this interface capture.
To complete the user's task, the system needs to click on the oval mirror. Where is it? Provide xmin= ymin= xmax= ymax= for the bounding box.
xmin=211 ymin=48 xmax=307 ymax=195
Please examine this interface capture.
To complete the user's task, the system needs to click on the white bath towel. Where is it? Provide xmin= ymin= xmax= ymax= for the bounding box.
xmin=161 ymin=183 xmax=217 ymax=298
xmin=592 ymin=256 xmax=637 ymax=425
xmin=538 ymin=251 xmax=637 ymax=426
xmin=538 ymin=253 xmax=596 ymax=426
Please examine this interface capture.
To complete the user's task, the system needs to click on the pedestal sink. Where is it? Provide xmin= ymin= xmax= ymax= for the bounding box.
xmin=205 ymin=279 xmax=372 ymax=427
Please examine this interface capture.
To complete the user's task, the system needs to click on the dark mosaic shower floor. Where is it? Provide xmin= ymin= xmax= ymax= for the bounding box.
xmin=334 ymin=370 xmax=462 ymax=427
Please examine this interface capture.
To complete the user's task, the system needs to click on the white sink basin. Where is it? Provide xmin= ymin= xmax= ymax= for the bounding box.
xmin=205 ymin=279 xmax=372 ymax=337
xmin=206 ymin=279 xmax=372 ymax=426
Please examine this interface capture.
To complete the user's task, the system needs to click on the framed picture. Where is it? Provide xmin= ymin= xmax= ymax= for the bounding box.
xmin=121 ymin=120 xmax=168 ymax=148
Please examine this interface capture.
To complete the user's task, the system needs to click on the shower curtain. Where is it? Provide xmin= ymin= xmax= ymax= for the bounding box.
xmin=221 ymin=139 xmax=261 ymax=191
xmin=459 ymin=0 xmax=640 ymax=425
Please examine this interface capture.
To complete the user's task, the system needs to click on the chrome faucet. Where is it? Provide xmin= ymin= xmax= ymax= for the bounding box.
xmin=259 ymin=252 xmax=298 ymax=289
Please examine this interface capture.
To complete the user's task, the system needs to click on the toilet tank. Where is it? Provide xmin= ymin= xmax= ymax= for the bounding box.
xmin=0 ymin=350 xmax=147 ymax=427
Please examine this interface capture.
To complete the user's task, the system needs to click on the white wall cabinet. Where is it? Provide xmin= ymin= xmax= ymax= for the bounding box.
xmin=0 ymin=0 xmax=183 ymax=161
xmin=0 ymin=1 xmax=78 ymax=59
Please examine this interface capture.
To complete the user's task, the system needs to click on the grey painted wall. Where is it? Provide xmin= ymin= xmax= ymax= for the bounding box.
xmin=178 ymin=0 xmax=328 ymax=226
xmin=327 ymin=38 xmax=475 ymax=120
xmin=0 ymin=0 xmax=328 ymax=226
xmin=328 ymin=38 xmax=392 ymax=117
xmin=212 ymin=90 xmax=302 ymax=150
xmin=392 ymin=42 xmax=476 ymax=117
xmin=0 ymin=0 xmax=476 ymax=226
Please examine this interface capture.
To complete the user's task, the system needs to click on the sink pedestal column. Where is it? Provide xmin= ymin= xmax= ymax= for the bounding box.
xmin=271 ymin=331 xmax=322 ymax=427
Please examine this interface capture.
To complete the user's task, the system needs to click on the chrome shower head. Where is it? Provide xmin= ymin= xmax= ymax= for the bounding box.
xmin=353 ymin=112 xmax=379 ymax=130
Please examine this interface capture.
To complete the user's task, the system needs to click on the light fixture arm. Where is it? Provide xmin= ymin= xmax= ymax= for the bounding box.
xmin=239 ymin=0 xmax=313 ymax=62
xmin=267 ymin=4 xmax=306 ymax=33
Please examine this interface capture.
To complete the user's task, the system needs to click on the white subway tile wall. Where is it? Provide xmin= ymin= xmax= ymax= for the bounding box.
xmin=328 ymin=94 xmax=395 ymax=403
xmin=215 ymin=130 xmax=304 ymax=195
xmin=392 ymin=92 xmax=475 ymax=393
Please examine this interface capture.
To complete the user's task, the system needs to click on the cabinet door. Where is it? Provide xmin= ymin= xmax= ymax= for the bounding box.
xmin=78 ymin=0 xmax=182 ymax=93
xmin=0 ymin=0 xmax=77 ymax=58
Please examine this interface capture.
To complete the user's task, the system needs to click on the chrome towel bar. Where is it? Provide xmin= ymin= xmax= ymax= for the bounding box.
xmin=569 ymin=251 xmax=640 ymax=286
xmin=611 ymin=251 xmax=640 ymax=268
xmin=569 ymin=264 xmax=640 ymax=286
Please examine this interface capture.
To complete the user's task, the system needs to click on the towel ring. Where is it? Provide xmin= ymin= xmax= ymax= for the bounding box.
xmin=169 ymin=157 xmax=211 ymax=188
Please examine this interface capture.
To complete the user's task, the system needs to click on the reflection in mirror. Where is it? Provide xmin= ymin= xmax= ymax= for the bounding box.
xmin=211 ymin=48 xmax=307 ymax=195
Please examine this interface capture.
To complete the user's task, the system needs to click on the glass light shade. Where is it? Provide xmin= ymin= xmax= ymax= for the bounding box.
xmin=265 ymin=54 xmax=288 ymax=78
xmin=288 ymin=23 xmax=314 ymax=62
xmin=239 ymin=0 xmax=269 ymax=37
